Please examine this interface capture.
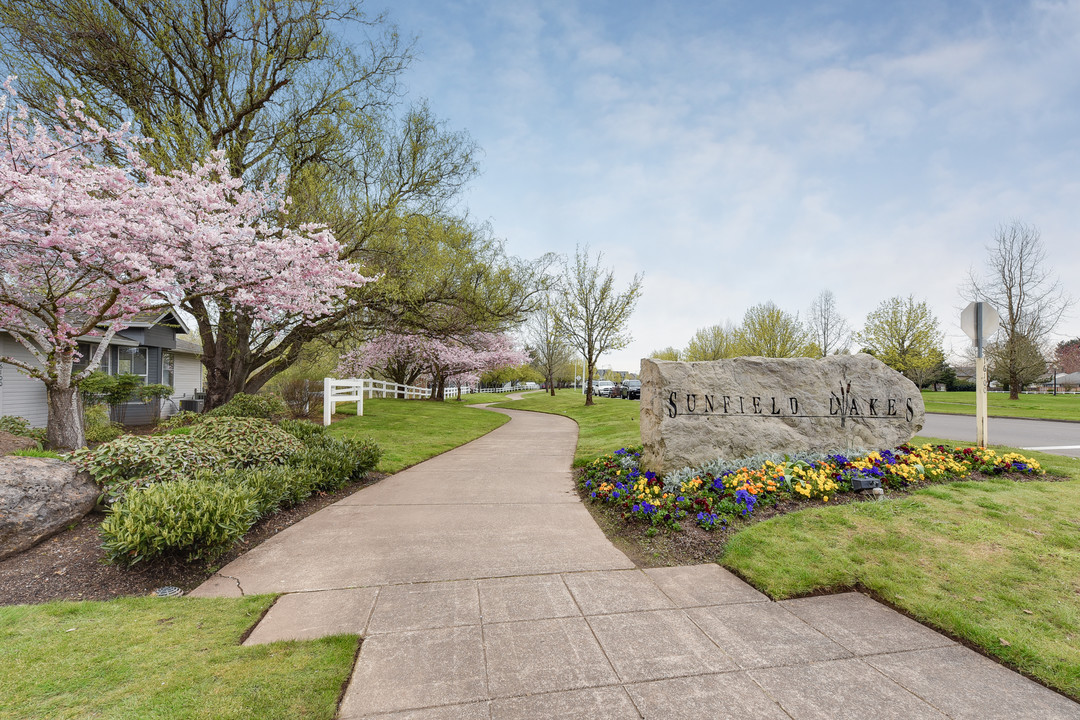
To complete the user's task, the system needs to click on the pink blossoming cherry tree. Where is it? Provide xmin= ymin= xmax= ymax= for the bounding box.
xmin=337 ymin=331 xmax=529 ymax=399
xmin=0 ymin=80 xmax=373 ymax=448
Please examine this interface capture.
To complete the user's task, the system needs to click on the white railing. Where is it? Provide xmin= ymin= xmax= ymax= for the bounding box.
xmin=323 ymin=378 xmax=425 ymax=424
xmin=324 ymin=378 xmax=510 ymax=424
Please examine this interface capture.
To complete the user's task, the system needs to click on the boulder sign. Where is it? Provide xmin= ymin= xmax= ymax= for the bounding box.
xmin=640 ymin=354 xmax=925 ymax=474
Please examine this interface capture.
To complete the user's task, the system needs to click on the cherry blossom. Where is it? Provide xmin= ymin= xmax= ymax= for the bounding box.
xmin=0 ymin=80 xmax=373 ymax=447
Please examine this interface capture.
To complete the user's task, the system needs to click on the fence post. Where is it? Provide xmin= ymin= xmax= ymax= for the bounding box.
xmin=323 ymin=377 xmax=333 ymax=426
xmin=357 ymin=379 xmax=364 ymax=417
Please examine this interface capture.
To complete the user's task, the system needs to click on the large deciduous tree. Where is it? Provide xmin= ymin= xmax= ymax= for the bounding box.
xmin=806 ymin=290 xmax=851 ymax=357
xmin=523 ymin=296 xmax=572 ymax=397
xmin=0 ymin=85 xmax=369 ymax=448
xmin=346 ymin=214 xmax=553 ymax=344
xmin=683 ymin=323 xmax=740 ymax=361
xmin=857 ymin=296 xmax=945 ymax=388
xmin=986 ymin=334 xmax=1047 ymax=391
xmin=0 ymin=0 xmax=481 ymax=409
xmin=649 ymin=347 xmax=681 ymax=361
xmin=737 ymin=302 xmax=812 ymax=358
xmin=964 ymin=221 xmax=1074 ymax=400
xmin=552 ymin=246 xmax=642 ymax=407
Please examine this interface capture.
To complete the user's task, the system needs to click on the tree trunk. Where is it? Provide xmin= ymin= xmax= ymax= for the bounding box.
xmin=547 ymin=373 xmax=556 ymax=396
xmin=584 ymin=360 xmax=595 ymax=406
xmin=46 ymin=384 xmax=85 ymax=451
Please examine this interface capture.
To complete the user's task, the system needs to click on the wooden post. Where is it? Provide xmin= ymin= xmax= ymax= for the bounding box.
xmin=975 ymin=302 xmax=988 ymax=447
xmin=975 ymin=356 xmax=988 ymax=447
xmin=323 ymin=377 xmax=333 ymax=427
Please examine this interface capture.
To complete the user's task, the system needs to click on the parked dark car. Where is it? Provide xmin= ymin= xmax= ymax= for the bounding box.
xmin=615 ymin=379 xmax=641 ymax=399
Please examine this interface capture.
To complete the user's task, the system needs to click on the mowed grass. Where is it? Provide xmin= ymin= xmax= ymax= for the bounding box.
xmin=922 ymin=389 xmax=1080 ymax=421
xmin=723 ymin=453 xmax=1080 ymax=700
xmin=329 ymin=397 xmax=509 ymax=472
xmin=492 ymin=389 xmax=641 ymax=465
xmin=0 ymin=595 xmax=357 ymax=720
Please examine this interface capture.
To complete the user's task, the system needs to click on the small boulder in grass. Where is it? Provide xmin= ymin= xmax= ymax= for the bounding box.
xmin=0 ymin=456 xmax=98 ymax=560
xmin=0 ymin=430 xmax=38 ymax=456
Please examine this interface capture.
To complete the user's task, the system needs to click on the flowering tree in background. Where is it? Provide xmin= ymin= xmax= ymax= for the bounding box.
xmin=0 ymin=82 xmax=371 ymax=448
xmin=1055 ymin=339 xmax=1080 ymax=375
xmin=337 ymin=334 xmax=434 ymax=392
xmin=337 ymin=332 xmax=528 ymax=400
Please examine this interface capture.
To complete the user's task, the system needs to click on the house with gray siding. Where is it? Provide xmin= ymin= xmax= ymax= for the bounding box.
xmin=0 ymin=311 xmax=203 ymax=428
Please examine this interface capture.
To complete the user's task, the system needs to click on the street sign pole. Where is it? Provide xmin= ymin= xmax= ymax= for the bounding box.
xmin=961 ymin=301 xmax=999 ymax=448
xmin=975 ymin=305 xmax=988 ymax=447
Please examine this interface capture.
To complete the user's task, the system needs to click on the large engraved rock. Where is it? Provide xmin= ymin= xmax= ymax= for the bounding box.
xmin=640 ymin=354 xmax=925 ymax=474
xmin=0 ymin=457 xmax=99 ymax=560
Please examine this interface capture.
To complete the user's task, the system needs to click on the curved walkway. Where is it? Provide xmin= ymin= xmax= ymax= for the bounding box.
xmin=192 ymin=408 xmax=1079 ymax=719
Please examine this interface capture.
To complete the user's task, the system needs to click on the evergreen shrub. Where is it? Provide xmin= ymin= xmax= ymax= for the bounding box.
xmin=206 ymin=392 xmax=288 ymax=420
xmin=100 ymin=477 xmax=259 ymax=565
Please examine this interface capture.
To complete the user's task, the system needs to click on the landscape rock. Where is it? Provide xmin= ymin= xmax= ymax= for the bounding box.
xmin=0 ymin=430 xmax=38 ymax=456
xmin=640 ymin=354 xmax=925 ymax=474
xmin=0 ymin=456 xmax=99 ymax=560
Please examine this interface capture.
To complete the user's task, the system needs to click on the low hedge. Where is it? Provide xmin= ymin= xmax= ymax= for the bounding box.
xmin=91 ymin=416 xmax=382 ymax=565
xmin=100 ymin=477 xmax=260 ymax=565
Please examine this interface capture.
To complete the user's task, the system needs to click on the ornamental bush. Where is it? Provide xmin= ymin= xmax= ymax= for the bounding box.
xmin=68 ymin=434 xmax=227 ymax=503
xmin=188 ymin=417 xmax=303 ymax=467
xmin=206 ymin=392 xmax=288 ymax=420
xmin=289 ymin=434 xmax=381 ymax=491
xmin=156 ymin=410 xmax=203 ymax=432
xmin=70 ymin=417 xmax=304 ymax=503
xmin=84 ymin=404 xmax=123 ymax=443
xmin=277 ymin=418 xmax=329 ymax=445
xmin=100 ymin=477 xmax=260 ymax=565
xmin=224 ymin=465 xmax=322 ymax=515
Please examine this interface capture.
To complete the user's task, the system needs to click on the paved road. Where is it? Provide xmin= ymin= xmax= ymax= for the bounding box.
xmin=192 ymin=407 xmax=1080 ymax=718
xmin=923 ymin=413 xmax=1080 ymax=458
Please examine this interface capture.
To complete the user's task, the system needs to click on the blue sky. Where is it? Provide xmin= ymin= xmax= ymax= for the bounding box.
xmin=368 ymin=0 xmax=1080 ymax=373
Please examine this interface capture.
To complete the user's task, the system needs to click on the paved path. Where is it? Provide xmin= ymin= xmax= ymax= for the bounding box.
xmin=192 ymin=408 xmax=1080 ymax=719
xmin=923 ymin=412 xmax=1080 ymax=457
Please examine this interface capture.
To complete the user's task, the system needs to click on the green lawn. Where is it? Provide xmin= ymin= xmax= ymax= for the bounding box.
xmin=492 ymin=389 xmax=641 ymax=465
xmin=0 ymin=596 xmax=356 ymax=720
xmin=922 ymin=389 xmax=1080 ymax=421
xmin=329 ymin=396 xmax=509 ymax=472
xmin=722 ymin=467 xmax=1080 ymax=700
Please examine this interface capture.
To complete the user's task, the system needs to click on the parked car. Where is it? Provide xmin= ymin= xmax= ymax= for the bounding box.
xmin=591 ymin=380 xmax=616 ymax=397
xmin=615 ymin=379 xmax=641 ymax=399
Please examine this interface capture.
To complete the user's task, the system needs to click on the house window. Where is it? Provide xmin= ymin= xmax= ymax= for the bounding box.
xmin=73 ymin=342 xmax=108 ymax=374
xmin=116 ymin=347 xmax=148 ymax=381
xmin=161 ymin=350 xmax=175 ymax=388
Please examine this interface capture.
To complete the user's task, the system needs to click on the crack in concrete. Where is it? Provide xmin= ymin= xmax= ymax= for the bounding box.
xmin=215 ymin=572 xmax=244 ymax=596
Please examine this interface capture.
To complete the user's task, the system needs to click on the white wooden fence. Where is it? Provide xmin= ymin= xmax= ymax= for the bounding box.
xmin=322 ymin=378 xmax=520 ymax=425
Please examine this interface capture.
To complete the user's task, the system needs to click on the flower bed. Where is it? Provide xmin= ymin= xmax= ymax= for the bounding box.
xmin=580 ymin=445 xmax=1043 ymax=531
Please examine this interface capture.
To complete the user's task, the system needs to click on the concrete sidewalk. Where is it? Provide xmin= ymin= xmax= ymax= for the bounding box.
xmin=192 ymin=408 xmax=1080 ymax=719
